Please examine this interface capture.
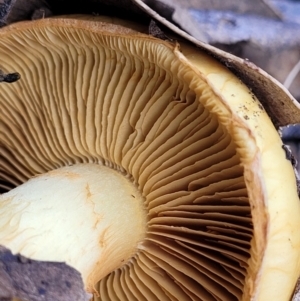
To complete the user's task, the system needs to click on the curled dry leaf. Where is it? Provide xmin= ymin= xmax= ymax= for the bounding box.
xmin=133 ymin=0 xmax=300 ymax=128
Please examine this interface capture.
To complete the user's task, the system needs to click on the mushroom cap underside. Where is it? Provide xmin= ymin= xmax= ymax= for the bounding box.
xmin=0 ymin=16 xmax=300 ymax=301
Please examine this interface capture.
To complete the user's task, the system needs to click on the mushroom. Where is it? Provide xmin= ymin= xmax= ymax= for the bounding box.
xmin=0 ymin=16 xmax=300 ymax=301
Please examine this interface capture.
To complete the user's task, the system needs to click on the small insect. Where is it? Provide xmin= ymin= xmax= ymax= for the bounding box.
xmin=0 ymin=69 xmax=20 ymax=83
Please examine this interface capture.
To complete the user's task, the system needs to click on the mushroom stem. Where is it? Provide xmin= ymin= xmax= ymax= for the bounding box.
xmin=0 ymin=164 xmax=147 ymax=293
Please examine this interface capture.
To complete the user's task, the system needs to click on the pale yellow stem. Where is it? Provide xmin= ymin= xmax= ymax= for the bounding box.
xmin=0 ymin=164 xmax=147 ymax=293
